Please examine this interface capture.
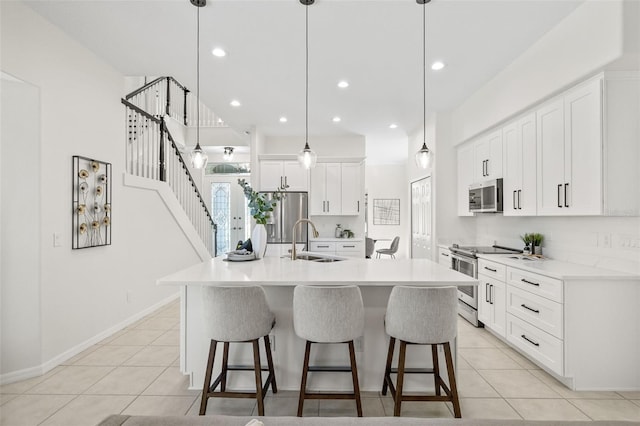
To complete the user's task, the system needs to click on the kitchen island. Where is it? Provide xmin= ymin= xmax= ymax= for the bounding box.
xmin=158 ymin=256 xmax=477 ymax=391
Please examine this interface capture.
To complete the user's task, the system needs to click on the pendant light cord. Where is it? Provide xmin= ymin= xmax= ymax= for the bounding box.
xmin=196 ymin=5 xmax=201 ymax=148
xmin=305 ymin=4 xmax=309 ymax=147
xmin=422 ymin=1 xmax=426 ymax=148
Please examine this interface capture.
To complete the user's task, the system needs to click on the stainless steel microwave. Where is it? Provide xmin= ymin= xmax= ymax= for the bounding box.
xmin=469 ymin=178 xmax=503 ymax=213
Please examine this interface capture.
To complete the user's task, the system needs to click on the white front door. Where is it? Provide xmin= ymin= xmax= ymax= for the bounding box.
xmin=208 ymin=177 xmax=250 ymax=254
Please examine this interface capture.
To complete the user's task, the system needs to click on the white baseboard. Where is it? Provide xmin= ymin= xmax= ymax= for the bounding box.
xmin=0 ymin=293 xmax=179 ymax=386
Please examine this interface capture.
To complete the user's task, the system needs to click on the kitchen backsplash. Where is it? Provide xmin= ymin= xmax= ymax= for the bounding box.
xmin=474 ymin=215 xmax=640 ymax=275
xmin=308 ymin=216 xmax=363 ymax=239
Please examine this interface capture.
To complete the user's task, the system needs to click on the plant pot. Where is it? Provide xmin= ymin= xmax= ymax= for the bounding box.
xmin=252 ymin=224 xmax=268 ymax=259
xmin=533 ymin=245 xmax=542 ymax=255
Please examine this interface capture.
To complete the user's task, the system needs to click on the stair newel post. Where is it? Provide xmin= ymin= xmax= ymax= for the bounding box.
xmin=159 ymin=119 xmax=166 ymax=182
xmin=183 ymin=88 xmax=189 ymax=126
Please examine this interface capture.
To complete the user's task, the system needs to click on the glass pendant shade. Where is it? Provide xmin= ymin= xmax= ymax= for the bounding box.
xmin=297 ymin=142 xmax=317 ymax=169
xmin=191 ymin=144 xmax=208 ymax=169
xmin=415 ymin=142 xmax=431 ymax=169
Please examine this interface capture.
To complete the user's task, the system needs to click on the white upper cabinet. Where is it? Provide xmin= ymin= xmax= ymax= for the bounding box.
xmin=340 ymin=163 xmax=362 ymax=215
xmin=259 ymin=160 xmax=308 ymax=192
xmin=457 ymin=144 xmax=474 ymax=216
xmin=503 ymin=113 xmax=537 ymax=216
xmin=474 ymin=130 xmax=503 ymax=182
xmin=537 ymin=77 xmax=602 ymax=215
xmin=310 ymin=162 xmax=362 ymax=216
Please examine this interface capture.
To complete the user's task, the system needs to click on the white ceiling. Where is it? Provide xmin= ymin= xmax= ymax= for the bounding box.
xmin=25 ymin=0 xmax=584 ymax=163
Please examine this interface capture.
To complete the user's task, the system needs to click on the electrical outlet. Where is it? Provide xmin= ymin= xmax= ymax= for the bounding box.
xmin=599 ymin=233 xmax=611 ymax=248
xmin=126 ymin=290 xmax=131 ymax=304
xmin=354 ymin=336 xmax=364 ymax=352
xmin=53 ymin=232 xmax=62 ymax=247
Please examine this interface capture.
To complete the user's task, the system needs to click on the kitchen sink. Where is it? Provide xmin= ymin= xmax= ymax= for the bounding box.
xmin=295 ymin=254 xmax=345 ymax=262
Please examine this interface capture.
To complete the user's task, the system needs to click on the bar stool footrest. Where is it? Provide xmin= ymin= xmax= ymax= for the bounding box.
xmin=303 ymin=392 xmax=358 ymax=400
xmin=307 ymin=365 xmax=352 ymax=373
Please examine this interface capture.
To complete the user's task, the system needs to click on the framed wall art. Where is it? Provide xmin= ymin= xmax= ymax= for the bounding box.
xmin=373 ymin=198 xmax=400 ymax=225
xmin=72 ymin=155 xmax=112 ymax=249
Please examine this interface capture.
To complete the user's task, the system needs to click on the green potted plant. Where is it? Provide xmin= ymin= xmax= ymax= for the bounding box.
xmin=238 ymin=179 xmax=284 ymax=258
xmin=520 ymin=233 xmax=533 ymax=255
xmin=531 ymin=233 xmax=544 ymax=255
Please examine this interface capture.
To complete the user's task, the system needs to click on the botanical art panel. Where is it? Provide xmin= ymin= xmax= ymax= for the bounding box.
xmin=373 ymin=198 xmax=400 ymax=225
xmin=72 ymin=156 xmax=112 ymax=249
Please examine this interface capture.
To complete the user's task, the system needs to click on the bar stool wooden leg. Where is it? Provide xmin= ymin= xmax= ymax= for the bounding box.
xmin=252 ymin=339 xmax=265 ymax=416
xmin=431 ymin=344 xmax=441 ymax=396
xmin=382 ymin=337 xmax=395 ymax=395
xmin=297 ymin=340 xmax=312 ymax=417
xmin=264 ymin=335 xmax=277 ymax=394
xmin=394 ymin=340 xmax=407 ymax=417
xmin=348 ymin=340 xmax=363 ymax=417
xmin=220 ymin=342 xmax=230 ymax=392
xmin=444 ymin=342 xmax=461 ymax=418
xmin=199 ymin=339 xmax=217 ymax=415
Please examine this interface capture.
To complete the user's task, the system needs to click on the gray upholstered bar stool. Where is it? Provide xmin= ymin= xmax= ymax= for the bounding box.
xmin=382 ymin=286 xmax=461 ymax=418
xmin=199 ymin=286 xmax=277 ymax=416
xmin=293 ymin=285 xmax=364 ymax=417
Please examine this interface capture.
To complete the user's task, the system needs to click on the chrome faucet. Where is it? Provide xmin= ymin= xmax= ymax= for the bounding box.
xmin=291 ymin=219 xmax=319 ymax=260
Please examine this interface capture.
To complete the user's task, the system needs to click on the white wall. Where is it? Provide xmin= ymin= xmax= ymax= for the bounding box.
xmin=1 ymin=74 xmax=42 ymax=375
xmin=0 ymin=2 xmax=202 ymax=381
xmin=365 ymin=164 xmax=409 ymax=258
xmin=451 ymin=0 xmax=627 ymax=144
xmin=262 ymin=135 xmax=366 ymax=158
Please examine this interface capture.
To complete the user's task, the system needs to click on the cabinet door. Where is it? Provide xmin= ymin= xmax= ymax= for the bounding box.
xmin=564 ymin=78 xmax=603 ymax=215
xmin=340 ymin=163 xmax=361 ymax=215
xmin=324 ymin=163 xmax=342 ymax=215
xmin=457 ymin=145 xmax=474 ymax=216
xmin=519 ymin=113 xmax=537 ymax=215
xmin=491 ymin=279 xmax=506 ymax=337
xmin=474 ymin=137 xmax=491 ymax=181
xmin=309 ymin=164 xmax=327 ymax=216
xmin=438 ymin=248 xmax=451 ymax=267
xmin=486 ymin=130 xmax=503 ymax=179
xmin=478 ymin=277 xmax=491 ymax=326
xmin=503 ymin=122 xmax=521 ymax=215
xmin=536 ymin=98 xmax=566 ymax=215
xmin=259 ymin=161 xmax=284 ymax=191
xmin=282 ymin=161 xmax=309 ymax=192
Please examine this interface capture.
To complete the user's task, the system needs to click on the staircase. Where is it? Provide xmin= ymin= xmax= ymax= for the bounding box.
xmin=121 ymin=77 xmax=222 ymax=257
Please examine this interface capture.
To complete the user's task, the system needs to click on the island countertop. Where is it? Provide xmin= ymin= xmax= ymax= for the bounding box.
xmin=157 ymin=256 xmax=477 ymax=287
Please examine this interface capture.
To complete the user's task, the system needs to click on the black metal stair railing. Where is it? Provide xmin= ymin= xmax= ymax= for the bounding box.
xmin=122 ymin=77 xmax=216 ymax=257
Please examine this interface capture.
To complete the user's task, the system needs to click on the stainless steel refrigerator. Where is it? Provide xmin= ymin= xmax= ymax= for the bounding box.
xmin=261 ymin=192 xmax=308 ymax=245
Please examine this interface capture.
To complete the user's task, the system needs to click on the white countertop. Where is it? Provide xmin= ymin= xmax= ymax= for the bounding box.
xmin=310 ymin=237 xmax=363 ymax=242
xmin=158 ymin=256 xmax=477 ymax=287
xmin=477 ymin=253 xmax=640 ymax=280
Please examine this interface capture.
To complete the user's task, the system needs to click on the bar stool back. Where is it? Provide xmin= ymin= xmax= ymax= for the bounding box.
xmin=293 ymin=285 xmax=364 ymax=417
xmin=199 ymin=286 xmax=277 ymax=416
xmin=382 ymin=285 xmax=461 ymax=417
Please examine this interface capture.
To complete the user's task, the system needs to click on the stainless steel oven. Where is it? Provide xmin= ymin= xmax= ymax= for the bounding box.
xmin=449 ymin=244 xmax=521 ymax=327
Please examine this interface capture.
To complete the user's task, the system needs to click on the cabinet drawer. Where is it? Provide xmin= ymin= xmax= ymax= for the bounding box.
xmin=478 ymin=259 xmax=506 ymax=281
xmin=336 ymin=241 xmax=362 ymax=252
xmin=507 ymin=267 xmax=563 ymax=303
xmin=507 ymin=285 xmax=563 ymax=339
xmin=438 ymin=249 xmax=452 ymax=267
xmin=506 ymin=314 xmax=563 ymax=375
xmin=309 ymin=242 xmax=336 ymax=252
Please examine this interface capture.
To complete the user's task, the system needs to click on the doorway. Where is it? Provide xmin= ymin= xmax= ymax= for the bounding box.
xmin=410 ymin=176 xmax=432 ymax=259
xmin=207 ymin=177 xmax=250 ymax=254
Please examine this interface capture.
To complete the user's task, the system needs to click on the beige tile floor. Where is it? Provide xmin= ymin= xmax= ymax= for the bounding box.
xmin=2 ymin=300 xmax=640 ymax=425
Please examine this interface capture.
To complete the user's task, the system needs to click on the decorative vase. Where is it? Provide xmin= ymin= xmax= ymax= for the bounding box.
xmin=252 ymin=224 xmax=268 ymax=259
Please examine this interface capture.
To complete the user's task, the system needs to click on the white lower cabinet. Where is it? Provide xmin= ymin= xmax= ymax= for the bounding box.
xmin=506 ymin=313 xmax=564 ymax=376
xmin=478 ymin=259 xmax=507 ymax=337
xmin=309 ymin=240 xmax=364 ymax=258
xmin=506 ymin=284 xmax=563 ymax=339
xmin=438 ymin=247 xmax=452 ymax=267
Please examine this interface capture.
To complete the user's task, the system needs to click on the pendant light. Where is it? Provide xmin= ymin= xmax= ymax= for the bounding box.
xmin=190 ymin=0 xmax=208 ymax=169
xmin=415 ymin=0 xmax=432 ymax=170
xmin=297 ymin=0 xmax=317 ymax=169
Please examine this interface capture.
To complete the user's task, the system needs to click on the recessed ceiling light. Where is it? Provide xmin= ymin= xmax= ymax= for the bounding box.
xmin=389 ymin=123 xmax=398 ymax=129
xmin=332 ymin=116 xmax=341 ymax=123
xmin=431 ymin=61 xmax=445 ymax=71
xmin=337 ymin=81 xmax=349 ymax=89
xmin=279 ymin=116 xmax=288 ymax=123
xmin=230 ymin=100 xmax=241 ymax=107
xmin=211 ymin=48 xmax=226 ymax=57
